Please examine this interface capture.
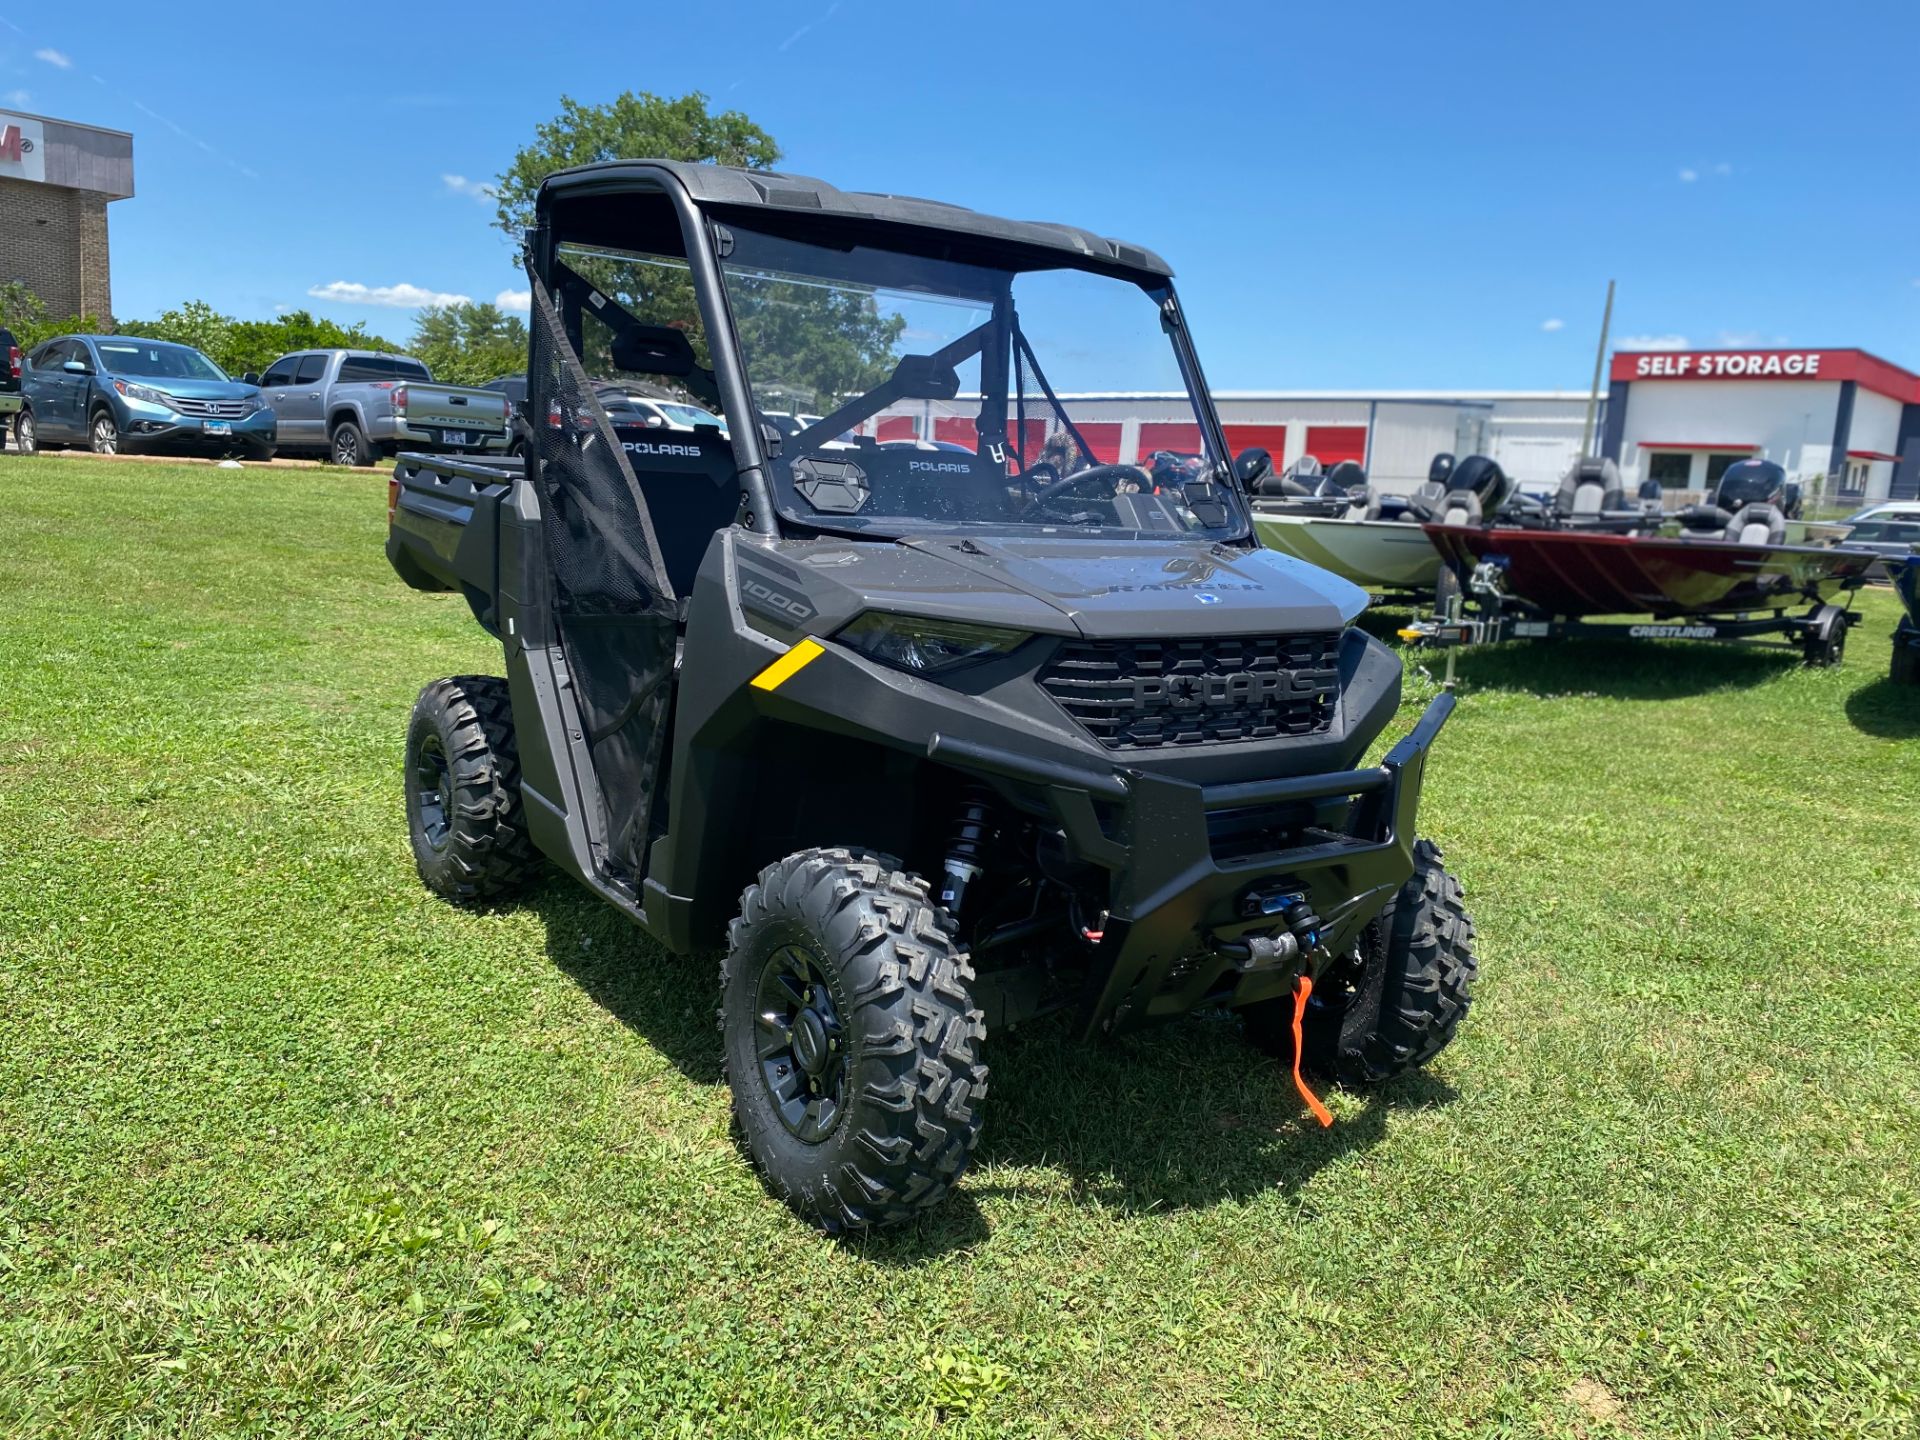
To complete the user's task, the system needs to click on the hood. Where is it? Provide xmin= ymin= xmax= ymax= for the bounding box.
xmin=110 ymin=375 xmax=260 ymax=402
xmin=894 ymin=534 xmax=1368 ymax=637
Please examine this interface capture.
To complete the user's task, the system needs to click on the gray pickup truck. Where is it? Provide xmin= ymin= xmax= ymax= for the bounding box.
xmin=250 ymin=349 xmax=511 ymax=466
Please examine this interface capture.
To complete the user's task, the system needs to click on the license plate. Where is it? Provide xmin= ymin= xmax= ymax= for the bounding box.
xmin=442 ymin=430 xmax=470 ymax=446
xmin=203 ymin=420 xmax=233 ymax=435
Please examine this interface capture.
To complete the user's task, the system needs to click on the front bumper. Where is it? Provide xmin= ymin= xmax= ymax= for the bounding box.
xmin=117 ymin=407 xmax=277 ymax=454
xmin=931 ymin=691 xmax=1456 ymax=1035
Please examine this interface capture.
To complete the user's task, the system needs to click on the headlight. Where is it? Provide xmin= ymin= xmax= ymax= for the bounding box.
xmin=836 ymin=613 xmax=1029 ymax=674
xmin=112 ymin=379 xmax=176 ymax=410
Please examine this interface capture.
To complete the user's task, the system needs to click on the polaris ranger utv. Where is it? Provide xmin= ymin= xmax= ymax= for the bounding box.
xmin=387 ymin=161 xmax=1475 ymax=1230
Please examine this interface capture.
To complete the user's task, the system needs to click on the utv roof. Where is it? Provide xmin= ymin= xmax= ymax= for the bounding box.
xmin=537 ymin=160 xmax=1174 ymax=278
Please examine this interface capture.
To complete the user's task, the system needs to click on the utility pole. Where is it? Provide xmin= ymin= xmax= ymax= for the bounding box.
xmin=1580 ymin=279 xmax=1616 ymax=460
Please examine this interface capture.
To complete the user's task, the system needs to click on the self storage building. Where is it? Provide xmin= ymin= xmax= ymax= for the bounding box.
xmin=1600 ymin=347 xmax=1920 ymax=504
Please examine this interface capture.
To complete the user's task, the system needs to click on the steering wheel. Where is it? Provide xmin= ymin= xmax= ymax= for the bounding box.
xmin=1029 ymin=462 xmax=1153 ymax=510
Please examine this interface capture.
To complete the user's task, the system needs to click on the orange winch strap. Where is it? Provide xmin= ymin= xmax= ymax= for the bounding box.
xmin=1290 ymin=975 xmax=1334 ymax=1128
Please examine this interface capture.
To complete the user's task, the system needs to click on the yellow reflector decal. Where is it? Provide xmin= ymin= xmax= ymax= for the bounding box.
xmin=750 ymin=637 xmax=826 ymax=692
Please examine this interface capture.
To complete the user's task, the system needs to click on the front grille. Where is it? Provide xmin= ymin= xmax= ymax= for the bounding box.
xmin=1038 ymin=633 xmax=1341 ymax=749
xmin=170 ymin=396 xmax=253 ymax=419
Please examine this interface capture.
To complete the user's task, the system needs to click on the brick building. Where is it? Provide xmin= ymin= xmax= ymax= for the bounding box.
xmin=0 ymin=109 xmax=134 ymax=323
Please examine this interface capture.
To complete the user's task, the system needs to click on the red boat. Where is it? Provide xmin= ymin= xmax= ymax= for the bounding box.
xmin=1419 ymin=524 xmax=1876 ymax=619
xmin=1406 ymin=457 xmax=1874 ymax=667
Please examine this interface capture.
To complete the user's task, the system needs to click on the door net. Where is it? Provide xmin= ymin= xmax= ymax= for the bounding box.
xmin=526 ymin=268 xmax=677 ymax=877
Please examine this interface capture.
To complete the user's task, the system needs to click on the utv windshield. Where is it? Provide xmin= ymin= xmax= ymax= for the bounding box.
xmin=715 ymin=224 xmax=1244 ymax=541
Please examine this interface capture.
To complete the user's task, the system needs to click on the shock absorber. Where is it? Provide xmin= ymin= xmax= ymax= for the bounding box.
xmin=939 ymin=783 xmax=994 ymax=917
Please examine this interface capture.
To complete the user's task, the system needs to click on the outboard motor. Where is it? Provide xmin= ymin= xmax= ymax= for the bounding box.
xmin=1554 ymin=457 xmax=1625 ymax=519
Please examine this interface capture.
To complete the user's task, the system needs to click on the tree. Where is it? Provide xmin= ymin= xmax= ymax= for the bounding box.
xmin=492 ymin=91 xmax=779 ymax=248
xmin=117 ymin=305 xmax=399 ymax=380
xmin=0 ymin=281 xmax=101 ymax=350
xmin=408 ymin=303 xmax=528 ymax=387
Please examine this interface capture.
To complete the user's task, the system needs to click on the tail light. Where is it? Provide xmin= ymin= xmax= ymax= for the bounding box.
xmin=387 ymin=475 xmax=399 ymax=524
xmin=546 ymin=399 xmax=563 ymax=429
xmin=392 ymin=385 xmax=408 ymax=412
xmin=6 ymin=345 xmax=19 ymax=379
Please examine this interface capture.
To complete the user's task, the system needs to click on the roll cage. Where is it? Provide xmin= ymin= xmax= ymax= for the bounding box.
xmin=524 ymin=160 xmax=1240 ymax=543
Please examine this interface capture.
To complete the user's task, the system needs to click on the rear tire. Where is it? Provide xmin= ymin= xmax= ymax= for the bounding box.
xmin=13 ymin=410 xmax=36 ymax=455
xmin=1245 ymin=838 xmax=1476 ymax=1085
xmin=722 ymin=848 xmax=987 ymax=1232
xmin=330 ymin=419 xmax=373 ymax=467
xmin=404 ymin=675 xmax=539 ymax=903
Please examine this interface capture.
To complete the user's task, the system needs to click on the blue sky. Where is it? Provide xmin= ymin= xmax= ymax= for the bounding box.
xmin=3 ymin=1 xmax=1915 ymax=389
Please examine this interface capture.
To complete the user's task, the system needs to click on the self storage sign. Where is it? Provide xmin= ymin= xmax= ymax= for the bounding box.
xmin=1633 ymin=351 xmax=1822 ymax=379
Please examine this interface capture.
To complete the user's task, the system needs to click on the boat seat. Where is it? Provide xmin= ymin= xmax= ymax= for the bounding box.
xmin=1555 ymin=458 xmax=1623 ymax=518
xmin=1431 ymin=490 xmax=1483 ymax=526
xmin=1726 ymin=503 xmax=1787 ymax=546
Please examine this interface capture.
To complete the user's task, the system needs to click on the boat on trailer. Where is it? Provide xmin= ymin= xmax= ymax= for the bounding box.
xmin=1408 ymin=459 xmax=1877 ymax=666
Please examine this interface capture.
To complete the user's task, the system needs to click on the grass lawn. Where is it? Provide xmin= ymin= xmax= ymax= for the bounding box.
xmin=1 ymin=454 xmax=1916 ymax=1438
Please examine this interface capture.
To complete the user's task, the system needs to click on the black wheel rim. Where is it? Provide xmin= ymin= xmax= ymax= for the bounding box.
xmin=413 ymin=733 xmax=453 ymax=851
xmin=754 ymin=943 xmax=848 ymax=1143
xmin=334 ymin=431 xmax=355 ymax=464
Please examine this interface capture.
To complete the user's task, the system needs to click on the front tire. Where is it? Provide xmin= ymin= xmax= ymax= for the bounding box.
xmin=722 ymin=848 xmax=988 ymax=1232
xmin=404 ymin=675 xmax=539 ymax=903
xmin=1245 ymin=838 xmax=1476 ymax=1085
xmin=89 ymin=409 xmax=120 ymax=455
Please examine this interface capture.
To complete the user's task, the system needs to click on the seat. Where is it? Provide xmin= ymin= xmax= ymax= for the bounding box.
xmin=1555 ymin=458 xmax=1624 ymax=518
xmin=1432 ymin=490 xmax=1483 ymax=526
xmin=618 ymin=424 xmax=742 ymax=600
xmin=1725 ymin=503 xmax=1786 ymax=546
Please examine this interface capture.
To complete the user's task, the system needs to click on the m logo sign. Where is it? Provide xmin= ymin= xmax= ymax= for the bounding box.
xmin=0 ymin=116 xmax=46 ymax=182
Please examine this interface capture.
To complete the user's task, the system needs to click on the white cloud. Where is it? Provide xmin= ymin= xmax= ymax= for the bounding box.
xmin=495 ymin=288 xmax=531 ymax=314
xmin=1678 ymin=168 xmax=1698 ymax=182
xmin=1617 ymin=333 xmax=1690 ymax=351
xmin=307 ymin=280 xmax=473 ymax=310
xmin=3 ymin=89 xmax=29 ymax=106
xmin=442 ymin=173 xmax=496 ymax=202
xmin=35 ymin=47 xmax=71 ymax=68
xmin=1714 ymin=162 xmax=1732 ymax=176
xmin=1540 ymin=318 xmax=1565 ymax=332
xmin=1716 ymin=330 xmax=1765 ymax=347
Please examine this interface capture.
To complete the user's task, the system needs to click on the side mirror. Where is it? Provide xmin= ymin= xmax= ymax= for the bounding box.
xmin=891 ymin=353 xmax=960 ymax=401
xmin=241 ymin=372 xmax=260 ymax=386
xmin=644 ymin=413 xmax=664 ymax=428
xmin=1233 ymin=447 xmax=1272 ymax=488
xmin=63 ymin=359 xmax=90 ymax=375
